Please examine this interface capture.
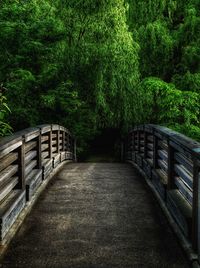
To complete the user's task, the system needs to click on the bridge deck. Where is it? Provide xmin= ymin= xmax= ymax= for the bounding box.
xmin=1 ymin=163 xmax=189 ymax=268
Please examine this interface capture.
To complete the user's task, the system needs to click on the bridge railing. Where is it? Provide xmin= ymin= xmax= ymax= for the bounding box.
xmin=125 ymin=124 xmax=200 ymax=258
xmin=0 ymin=124 xmax=76 ymax=241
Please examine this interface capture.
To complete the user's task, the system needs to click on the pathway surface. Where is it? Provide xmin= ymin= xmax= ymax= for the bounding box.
xmin=0 ymin=163 xmax=189 ymax=268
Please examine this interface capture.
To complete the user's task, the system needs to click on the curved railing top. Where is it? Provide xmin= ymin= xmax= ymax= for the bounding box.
xmin=0 ymin=124 xmax=73 ymax=145
xmin=129 ymin=124 xmax=200 ymax=159
xmin=0 ymin=124 xmax=74 ymax=155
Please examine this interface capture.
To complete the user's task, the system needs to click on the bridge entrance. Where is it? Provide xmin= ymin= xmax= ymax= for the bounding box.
xmin=85 ymin=128 xmax=121 ymax=162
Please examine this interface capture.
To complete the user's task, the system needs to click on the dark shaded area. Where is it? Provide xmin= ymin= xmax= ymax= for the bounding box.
xmin=0 ymin=163 xmax=189 ymax=268
xmin=83 ymin=128 xmax=121 ymax=162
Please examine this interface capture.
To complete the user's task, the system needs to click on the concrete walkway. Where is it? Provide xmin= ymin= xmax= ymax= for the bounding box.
xmin=0 ymin=163 xmax=189 ymax=268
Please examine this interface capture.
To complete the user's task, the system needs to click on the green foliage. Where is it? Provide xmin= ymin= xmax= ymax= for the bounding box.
xmin=127 ymin=0 xmax=200 ymax=141
xmin=138 ymin=77 xmax=200 ymax=126
xmin=0 ymin=92 xmax=12 ymax=136
xmin=0 ymin=0 xmax=140 ymax=154
xmin=137 ymin=20 xmax=174 ymax=79
xmin=0 ymin=0 xmax=200 ymax=151
xmin=127 ymin=0 xmax=200 ymax=82
xmin=170 ymin=124 xmax=200 ymax=142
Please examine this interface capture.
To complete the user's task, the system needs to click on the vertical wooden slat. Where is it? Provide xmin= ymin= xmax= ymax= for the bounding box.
xmin=132 ymin=131 xmax=136 ymax=151
xmin=48 ymin=129 xmax=52 ymax=159
xmin=192 ymin=160 xmax=200 ymax=253
xmin=36 ymin=134 xmax=42 ymax=169
xmin=65 ymin=133 xmax=69 ymax=151
xmin=69 ymin=135 xmax=72 ymax=152
xmin=153 ymin=132 xmax=158 ymax=169
xmin=56 ymin=130 xmax=60 ymax=154
xmin=131 ymin=132 xmax=134 ymax=152
xmin=62 ymin=131 xmax=65 ymax=151
xmin=167 ymin=141 xmax=175 ymax=190
xmin=144 ymin=131 xmax=148 ymax=159
xmin=137 ymin=130 xmax=140 ymax=153
xmin=18 ymin=138 xmax=25 ymax=190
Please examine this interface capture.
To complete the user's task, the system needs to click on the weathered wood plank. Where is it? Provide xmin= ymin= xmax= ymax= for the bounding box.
xmin=0 ymin=153 xmax=18 ymax=173
xmin=158 ymin=149 xmax=168 ymax=161
xmin=167 ymin=190 xmax=192 ymax=237
xmin=38 ymin=125 xmax=51 ymax=134
xmin=0 ymin=177 xmax=18 ymax=203
xmin=155 ymin=169 xmax=168 ymax=185
xmin=147 ymin=143 xmax=153 ymax=150
xmin=25 ymin=160 xmax=37 ymax=177
xmin=158 ymin=159 xmax=168 ymax=172
xmin=0 ymin=141 xmax=22 ymax=159
xmin=158 ymin=140 xmax=168 ymax=150
xmin=52 ymin=125 xmax=60 ymax=131
xmin=42 ymin=158 xmax=53 ymax=180
xmin=25 ymin=141 xmax=37 ymax=153
xmin=25 ymin=150 xmax=37 ymax=165
xmin=26 ymin=169 xmax=42 ymax=201
xmin=52 ymin=134 xmax=57 ymax=139
xmin=0 ymin=135 xmax=22 ymax=153
xmin=174 ymin=152 xmax=193 ymax=174
xmin=41 ymin=144 xmax=49 ymax=152
xmin=52 ymin=140 xmax=57 ymax=146
xmin=174 ymin=164 xmax=193 ymax=189
xmin=24 ymin=129 xmax=40 ymax=143
xmin=42 ymin=151 xmax=49 ymax=160
xmin=147 ymin=151 xmax=153 ymax=158
xmin=0 ymin=190 xmax=26 ymax=240
xmin=0 ymin=165 xmax=18 ymax=186
xmin=147 ymin=135 xmax=153 ymax=142
xmin=174 ymin=176 xmax=192 ymax=205
xmin=41 ymin=136 xmax=49 ymax=143
xmin=146 ymin=158 xmax=153 ymax=167
xmin=52 ymin=147 xmax=57 ymax=153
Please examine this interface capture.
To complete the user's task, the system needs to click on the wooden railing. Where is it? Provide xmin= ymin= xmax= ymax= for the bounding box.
xmin=0 ymin=124 xmax=76 ymax=241
xmin=125 ymin=124 xmax=200 ymax=259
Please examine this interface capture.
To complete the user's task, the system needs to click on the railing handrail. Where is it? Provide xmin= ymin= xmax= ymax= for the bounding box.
xmin=125 ymin=124 xmax=200 ymax=262
xmin=129 ymin=124 xmax=200 ymax=156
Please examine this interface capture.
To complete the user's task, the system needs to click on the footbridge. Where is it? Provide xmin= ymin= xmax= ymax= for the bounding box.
xmin=0 ymin=124 xmax=199 ymax=267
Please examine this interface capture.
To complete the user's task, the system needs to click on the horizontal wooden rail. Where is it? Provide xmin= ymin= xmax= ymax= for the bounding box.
xmin=0 ymin=124 xmax=76 ymax=241
xmin=125 ymin=124 xmax=200 ymax=261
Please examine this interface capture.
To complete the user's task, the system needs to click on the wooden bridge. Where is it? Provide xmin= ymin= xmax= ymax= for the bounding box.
xmin=0 ymin=124 xmax=200 ymax=267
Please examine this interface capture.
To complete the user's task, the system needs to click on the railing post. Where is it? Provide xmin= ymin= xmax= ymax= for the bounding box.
xmin=18 ymin=138 xmax=25 ymax=190
xmin=144 ymin=131 xmax=148 ymax=159
xmin=137 ymin=130 xmax=140 ymax=153
xmin=56 ymin=129 xmax=60 ymax=154
xmin=66 ymin=133 xmax=69 ymax=152
xmin=192 ymin=159 xmax=200 ymax=254
xmin=132 ymin=132 xmax=135 ymax=152
xmin=62 ymin=131 xmax=65 ymax=151
xmin=36 ymin=132 xmax=42 ymax=169
xmin=48 ymin=128 xmax=52 ymax=159
xmin=167 ymin=140 xmax=175 ymax=190
xmin=153 ymin=131 xmax=158 ymax=169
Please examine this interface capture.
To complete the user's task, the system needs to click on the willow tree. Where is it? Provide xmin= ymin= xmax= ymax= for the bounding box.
xmin=127 ymin=0 xmax=200 ymax=88
xmin=127 ymin=0 xmax=200 ymax=139
xmin=52 ymin=0 xmax=140 ymax=129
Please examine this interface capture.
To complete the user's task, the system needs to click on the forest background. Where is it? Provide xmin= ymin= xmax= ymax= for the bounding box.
xmin=0 ymin=0 xmax=199 ymax=157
